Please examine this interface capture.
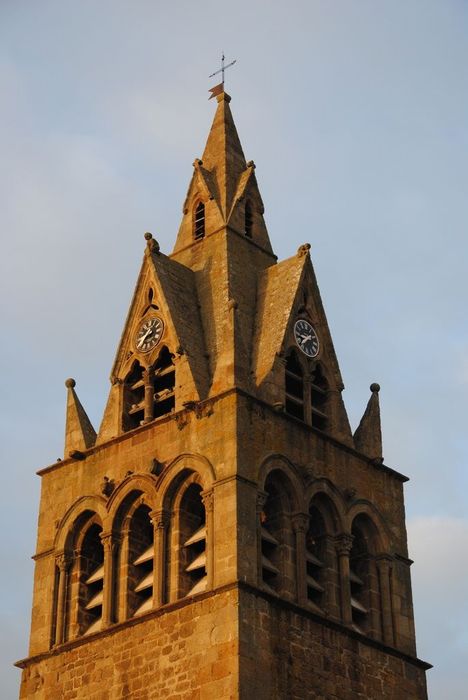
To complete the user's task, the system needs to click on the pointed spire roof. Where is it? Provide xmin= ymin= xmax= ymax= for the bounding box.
xmin=64 ymin=378 xmax=96 ymax=457
xmin=201 ymin=92 xmax=247 ymax=218
xmin=353 ymin=383 xmax=383 ymax=462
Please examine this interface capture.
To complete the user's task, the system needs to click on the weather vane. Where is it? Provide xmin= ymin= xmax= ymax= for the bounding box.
xmin=208 ymin=53 xmax=236 ymax=99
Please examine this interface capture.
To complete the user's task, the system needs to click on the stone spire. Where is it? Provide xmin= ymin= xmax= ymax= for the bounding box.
xmin=353 ymin=383 xmax=383 ymax=463
xmin=201 ymin=91 xmax=247 ymax=218
xmin=64 ymin=378 xmax=96 ymax=457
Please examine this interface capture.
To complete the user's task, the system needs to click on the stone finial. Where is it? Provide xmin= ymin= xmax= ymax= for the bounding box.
xmin=144 ymin=232 xmax=160 ymax=255
xmin=297 ymin=243 xmax=311 ymax=257
xmin=353 ymin=382 xmax=383 ymax=463
xmin=64 ymin=379 xmax=97 ymax=457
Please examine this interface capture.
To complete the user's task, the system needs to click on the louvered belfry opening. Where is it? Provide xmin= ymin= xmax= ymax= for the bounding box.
xmin=194 ymin=201 xmax=205 ymax=240
xmin=285 ymin=351 xmax=304 ymax=420
xmin=179 ymin=483 xmax=207 ymax=598
xmin=153 ymin=347 xmax=175 ymax=418
xmin=244 ymin=200 xmax=253 ymax=238
xmin=127 ymin=504 xmax=154 ymax=617
xmin=350 ymin=518 xmax=372 ymax=634
xmin=306 ymin=506 xmax=326 ymax=611
xmin=261 ymin=473 xmax=295 ymax=599
xmin=123 ymin=361 xmax=145 ymax=431
xmin=78 ymin=523 xmax=104 ymax=636
xmin=311 ymin=364 xmax=328 ymax=430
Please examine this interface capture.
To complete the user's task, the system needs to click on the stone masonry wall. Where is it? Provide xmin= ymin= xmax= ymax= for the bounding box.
xmin=238 ymin=586 xmax=428 ymax=700
xmin=19 ymin=587 xmax=239 ymax=700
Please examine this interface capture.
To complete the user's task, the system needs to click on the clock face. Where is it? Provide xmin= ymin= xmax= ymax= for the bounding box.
xmin=135 ymin=317 xmax=164 ymax=353
xmin=294 ymin=319 xmax=319 ymax=358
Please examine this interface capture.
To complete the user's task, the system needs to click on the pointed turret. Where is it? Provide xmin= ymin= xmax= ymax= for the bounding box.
xmin=353 ymin=383 xmax=383 ymax=462
xmin=201 ymin=92 xmax=246 ymax=218
xmin=64 ymin=378 xmax=96 ymax=457
xmin=173 ymin=91 xmax=273 ymax=257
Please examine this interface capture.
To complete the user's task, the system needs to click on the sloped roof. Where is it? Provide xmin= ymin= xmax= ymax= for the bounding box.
xmin=149 ymin=251 xmax=210 ymax=398
xmin=253 ymin=254 xmax=307 ymax=384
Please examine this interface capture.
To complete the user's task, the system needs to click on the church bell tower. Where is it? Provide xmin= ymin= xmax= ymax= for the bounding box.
xmin=18 ymin=91 xmax=430 ymax=699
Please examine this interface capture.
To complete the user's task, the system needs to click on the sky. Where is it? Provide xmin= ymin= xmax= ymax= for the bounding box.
xmin=1 ymin=1 xmax=467 ymax=697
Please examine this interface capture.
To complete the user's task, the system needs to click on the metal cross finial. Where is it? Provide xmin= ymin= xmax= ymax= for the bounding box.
xmin=209 ymin=53 xmax=236 ymax=85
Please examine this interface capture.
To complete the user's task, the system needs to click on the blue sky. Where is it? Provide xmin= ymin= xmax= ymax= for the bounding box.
xmin=1 ymin=1 xmax=467 ymax=697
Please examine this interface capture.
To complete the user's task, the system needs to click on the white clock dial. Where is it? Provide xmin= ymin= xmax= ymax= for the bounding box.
xmin=135 ymin=317 xmax=164 ymax=353
xmin=294 ymin=319 xmax=319 ymax=358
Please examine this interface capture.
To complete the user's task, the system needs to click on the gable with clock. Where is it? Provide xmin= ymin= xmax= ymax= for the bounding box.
xmin=18 ymin=91 xmax=429 ymax=699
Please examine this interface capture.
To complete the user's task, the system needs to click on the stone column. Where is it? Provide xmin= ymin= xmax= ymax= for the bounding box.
xmin=69 ymin=548 xmax=81 ymax=638
xmin=201 ymin=489 xmax=214 ymax=590
xmin=256 ymin=491 xmax=268 ymax=588
xmin=335 ymin=534 xmax=353 ymax=626
xmin=100 ymin=531 xmax=119 ymax=627
xmin=54 ymin=553 xmax=71 ymax=645
xmin=292 ymin=513 xmax=308 ymax=606
xmin=376 ymin=554 xmax=394 ymax=646
xmin=150 ymin=509 xmax=170 ymax=608
xmin=143 ymin=365 xmax=155 ymax=423
xmin=117 ymin=526 xmax=130 ymax=621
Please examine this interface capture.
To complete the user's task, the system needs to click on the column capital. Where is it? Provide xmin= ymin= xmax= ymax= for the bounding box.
xmin=335 ymin=533 xmax=354 ymax=555
xmin=55 ymin=552 xmax=72 ymax=572
xmin=375 ymin=553 xmax=394 ymax=567
xmin=291 ymin=512 xmax=309 ymax=533
xmin=100 ymin=531 xmax=121 ymax=553
xmin=256 ymin=490 xmax=268 ymax=514
xmin=201 ymin=489 xmax=214 ymax=513
xmin=150 ymin=508 xmax=170 ymax=529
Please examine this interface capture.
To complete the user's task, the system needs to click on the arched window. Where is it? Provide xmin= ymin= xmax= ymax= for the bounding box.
xmin=194 ymin=201 xmax=205 ymax=240
xmin=306 ymin=506 xmax=326 ymax=610
xmin=153 ymin=347 xmax=175 ymax=418
xmin=75 ymin=521 xmax=104 ymax=637
xmin=123 ymin=361 xmax=145 ymax=431
xmin=165 ymin=474 xmax=208 ymax=602
xmin=179 ymin=483 xmax=207 ymax=597
xmin=260 ymin=472 xmax=296 ymax=599
xmin=125 ymin=504 xmax=155 ymax=617
xmin=311 ymin=364 xmax=328 ymax=431
xmin=349 ymin=515 xmax=381 ymax=636
xmin=285 ymin=351 xmax=304 ymax=421
xmin=244 ymin=200 xmax=253 ymax=238
xmin=122 ymin=348 xmax=175 ymax=432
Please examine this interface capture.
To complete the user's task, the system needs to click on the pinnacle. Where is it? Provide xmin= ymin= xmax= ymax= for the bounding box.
xmin=201 ymin=91 xmax=247 ymax=217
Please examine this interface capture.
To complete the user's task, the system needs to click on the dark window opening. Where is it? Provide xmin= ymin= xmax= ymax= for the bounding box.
xmin=79 ymin=524 xmax=104 ymax=636
xmin=285 ymin=351 xmax=304 ymax=421
xmin=123 ymin=362 xmax=145 ymax=431
xmin=311 ymin=364 xmax=328 ymax=430
xmin=306 ymin=507 xmax=326 ymax=611
xmin=179 ymin=484 xmax=207 ymax=597
xmin=350 ymin=525 xmax=370 ymax=634
xmin=245 ymin=200 xmax=253 ymax=238
xmin=194 ymin=202 xmax=205 ymax=240
xmin=128 ymin=505 xmax=154 ymax=617
xmin=153 ymin=347 xmax=175 ymax=418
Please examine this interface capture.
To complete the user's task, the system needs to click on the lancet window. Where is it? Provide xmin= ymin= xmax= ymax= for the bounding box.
xmin=194 ymin=201 xmax=205 ymax=240
xmin=311 ymin=364 xmax=328 ymax=431
xmin=305 ymin=506 xmax=326 ymax=611
xmin=76 ymin=521 xmax=104 ymax=637
xmin=126 ymin=504 xmax=155 ymax=617
xmin=153 ymin=347 xmax=175 ymax=418
xmin=123 ymin=361 xmax=145 ymax=431
xmin=260 ymin=472 xmax=295 ymax=599
xmin=285 ymin=351 xmax=305 ymax=421
xmin=244 ymin=200 xmax=253 ymax=238
xmin=349 ymin=515 xmax=379 ymax=635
